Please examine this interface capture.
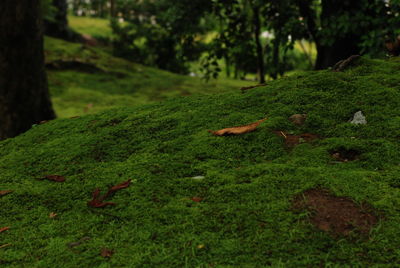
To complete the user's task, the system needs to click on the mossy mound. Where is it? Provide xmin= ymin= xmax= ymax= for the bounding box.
xmin=1 ymin=57 xmax=400 ymax=266
xmin=44 ymin=37 xmax=253 ymax=118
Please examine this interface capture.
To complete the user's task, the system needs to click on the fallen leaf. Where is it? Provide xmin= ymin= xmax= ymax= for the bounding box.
xmin=191 ymin=197 xmax=203 ymax=202
xmin=87 ymin=179 xmax=132 ymax=208
xmin=197 ymin=244 xmax=205 ymax=249
xmin=0 ymin=227 xmax=9 ymax=233
xmin=109 ymin=179 xmax=131 ymax=192
xmin=49 ymin=212 xmax=57 ymax=218
xmin=0 ymin=190 xmax=13 ymax=196
xmin=0 ymin=244 xmax=11 ymax=249
xmin=100 ymin=248 xmax=114 ymax=258
xmin=41 ymin=175 xmax=66 ymax=182
xmin=209 ymin=118 xmax=267 ymax=136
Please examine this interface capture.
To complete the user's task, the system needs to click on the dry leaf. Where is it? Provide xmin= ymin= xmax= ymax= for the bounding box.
xmin=100 ymin=248 xmax=114 ymax=258
xmin=49 ymin=212 xmax=58 ymax=218
xmin=0 ymin=190 xmax=13 ymax=196
xmin=87 ymin=179 xmax=131 ymax=208
xmin=209 ymin=118 xmax=267 ymax=136
xmin=191 ymin=197 xmax=203 ymax=202
xmin=41 ymin=175 xmax=66 ymax=182
xmin=0 ymin=227 xmax=10 ymax=233
xmin=109 ymin=179 xmax=131 ymax=192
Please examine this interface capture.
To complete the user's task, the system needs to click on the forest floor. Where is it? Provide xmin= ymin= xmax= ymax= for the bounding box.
xmin=0 ymin=18 xmax=400 ymax=267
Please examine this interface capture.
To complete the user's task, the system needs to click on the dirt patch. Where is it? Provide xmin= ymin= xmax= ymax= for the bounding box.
xmin=274 ymin=131 xmax=319 ymax=148
xmin=330 ymin=147 xmax=361 ymax=162
xmin=292 ymin=188 xmax=378 ymax=237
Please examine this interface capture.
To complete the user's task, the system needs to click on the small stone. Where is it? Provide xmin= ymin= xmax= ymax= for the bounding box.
xmin=192 ymin=176 xmax=205 ymax=180
xmin=289 ymin=114 xmax=307 ymax=126
xmin=349 ymin=111 xmax=367 ymax=125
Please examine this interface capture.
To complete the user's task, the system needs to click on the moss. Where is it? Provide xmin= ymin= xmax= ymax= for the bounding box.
xmin=1 ymin=56 xmax=400 ymax=266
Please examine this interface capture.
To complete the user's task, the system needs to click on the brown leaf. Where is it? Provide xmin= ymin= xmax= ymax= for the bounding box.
xmin=191 ymin=197 xmax=203 ymax=202
xmin=0 ymin=227 xmax=10 ymax=233
xmin=87 ymin=180 xmax=131 ymax=208
xmin=0 ymin=190 xmax=13 ymax=196
xmin=209 ymin=118 xmax=267 ymax=136
xmin=49 ymin=212 xmax=58 ymax=218
xmin=109 ymin=179 xmax=131 ymax=192
xmin=42 ymin=175 xmax=66 ymax=182
xmin=100 ymin=248 xmax=114 ymax=258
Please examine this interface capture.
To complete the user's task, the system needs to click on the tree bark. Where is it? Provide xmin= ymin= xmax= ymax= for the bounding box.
xmin=0 ymin=0 xmax=56 ymax=140
xmin=45 ymin=0 xmax=80 ymax=41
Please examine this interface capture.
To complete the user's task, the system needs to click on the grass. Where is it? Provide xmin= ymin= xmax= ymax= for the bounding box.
xmin=1 ymin=55 xmax=400 ymax=266
xmin=45 ymin=37 xmax=253 ymax=118
xmin=68 ymin=15 xmax=113 ymax=39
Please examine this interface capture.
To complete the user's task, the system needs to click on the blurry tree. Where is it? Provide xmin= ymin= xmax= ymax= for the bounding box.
xmin=0 ymin=0 xmax=55 ymax=140
xmin=111 ymin=0 xmax=212 ymax=74
xmin=205 ymin=0 xmax=305 ymax=82
xmin=297 ymin=0 xmax=400 ymax=69
xmin=44 ymin=0 xmax=80 ymax=41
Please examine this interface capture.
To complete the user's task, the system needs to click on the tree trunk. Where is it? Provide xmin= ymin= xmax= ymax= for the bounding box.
xmin=314 ymin=0 xmax=362 ymax=69
xmin=45 ymin=0 xmax=80 ymax=41
xmin=296 ymin=0 xmax=363 ymax=70
xmin=252 ymin=6 xmax=265 ymax=84
xmin=0 ymin=0 xmax=56 ymax=140
xmin=110 ymin=0 xmax=116 ymax=18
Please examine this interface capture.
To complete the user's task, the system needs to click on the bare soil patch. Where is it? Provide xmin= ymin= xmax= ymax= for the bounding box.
xmin=330 ymin=147 xmax=361 ymax=162
xmin=292 ymin=188 xmax=378 ymax=237
xmin=274 ymin=131 xmax=319 ymax=148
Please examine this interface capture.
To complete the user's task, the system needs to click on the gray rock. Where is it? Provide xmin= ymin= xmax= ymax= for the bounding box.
xmin=350 ymin=111 xmax=367 ymax=125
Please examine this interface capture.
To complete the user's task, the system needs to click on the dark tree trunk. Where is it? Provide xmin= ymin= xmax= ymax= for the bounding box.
xmin=252 ymin=6 xmax=265 ymax=84
xmin=45 ymin=0 xmax=69 ymax=38
xmin=110 ymin=0 xmax=116 ymax=18
xmin=45 ymin=0 xmax=80 ymax=41
xmin=315 ymin=0 xmax=362 ymax=69
xmin=297 ymin=0 xmax=363 ymax=70
xmin=0 ymin=0 xmax=56 ymax=140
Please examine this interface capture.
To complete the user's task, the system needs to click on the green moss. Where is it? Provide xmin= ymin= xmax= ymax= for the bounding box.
xmin=1 ymin=56 xmax=400 ymax=266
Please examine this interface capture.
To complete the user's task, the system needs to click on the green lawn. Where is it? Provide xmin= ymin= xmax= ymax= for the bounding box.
xmin=1 ymin=55 xmax=400 ymax=266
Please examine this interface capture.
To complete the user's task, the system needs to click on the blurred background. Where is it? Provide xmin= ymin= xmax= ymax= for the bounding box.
xmin=40 ymin=0 xmax=400 ymax=117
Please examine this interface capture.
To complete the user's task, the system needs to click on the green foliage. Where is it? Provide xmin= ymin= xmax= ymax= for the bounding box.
xmin=41 ymin=0 xmax=57 ymax=21
xmin=1 ymin=57 xmax=400 ymax=266
xmin=110 ymin=0 xmax=212 ymax=74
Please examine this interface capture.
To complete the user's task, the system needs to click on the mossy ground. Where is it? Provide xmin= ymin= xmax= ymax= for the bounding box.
xmin=47 ymin=16 xmax=254 ymax=118
xmin=1 ymin=54 xmax=400 ymax=266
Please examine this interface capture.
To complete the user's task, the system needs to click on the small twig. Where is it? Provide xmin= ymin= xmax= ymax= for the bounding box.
xmin=280 ymin=131 xmax=287 ymax=139
xmin=240 ymin=83 xmax=267 ymax=92
xmin=0 ymin=243 xmax=11 ymax=249
xmin=332 ymin=55 xmax=360 ymax=72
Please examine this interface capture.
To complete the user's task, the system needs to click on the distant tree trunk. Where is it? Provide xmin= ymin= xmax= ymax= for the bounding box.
xmin=45 ymin=0 xmax=69 ymax=38
xmin=0 ymin=0 xmax=56 ymax=140
xmin=110 ymin=0 xmax=116 ymax=18
xmin=296 ymin=0 xmax=363 ymax=70
xmin=314 ymin=0 xmax=362 ymax=69
xmin=45 ymin=0 xmax=80 ymax=41
xmin=252 ymin=6 xmax=265 ymax=83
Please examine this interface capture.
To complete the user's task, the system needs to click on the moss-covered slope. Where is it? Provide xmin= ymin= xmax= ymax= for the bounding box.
xmin=1 ymin=57 xmax=400 ymax=266
xmin=45 ymin=37 xmax=253 ymax=118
